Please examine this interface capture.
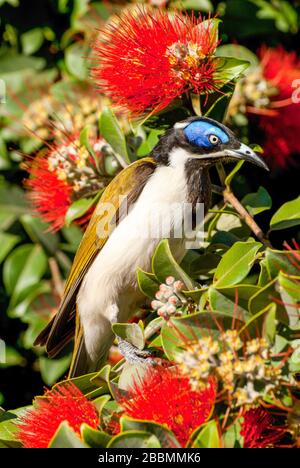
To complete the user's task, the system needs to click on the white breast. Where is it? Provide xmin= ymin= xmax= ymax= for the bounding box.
xmin=77 ymin=149 xmax=190 ymax=360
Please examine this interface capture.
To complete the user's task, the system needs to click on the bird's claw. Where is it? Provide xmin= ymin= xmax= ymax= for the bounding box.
xmin=117 ymin=338 xmax=156 ymax=365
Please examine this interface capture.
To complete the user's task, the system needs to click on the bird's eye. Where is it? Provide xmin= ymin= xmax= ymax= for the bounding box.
xmin=208 ymin=134 xmax=220 ymax=145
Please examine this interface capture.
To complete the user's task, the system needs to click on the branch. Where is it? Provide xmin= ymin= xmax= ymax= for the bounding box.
xmin=49 ymin=257 xmax=64 ymax=299
xmin=223 ymin=188 xmax=271 ymax=247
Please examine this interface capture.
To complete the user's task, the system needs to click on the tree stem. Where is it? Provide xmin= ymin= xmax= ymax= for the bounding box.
xmin=223 ymin=188 xmax=271 ymax=247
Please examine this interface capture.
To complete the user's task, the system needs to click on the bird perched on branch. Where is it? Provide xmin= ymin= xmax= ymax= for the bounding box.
xmin=35 ymin=116 xmax=268 ymax=377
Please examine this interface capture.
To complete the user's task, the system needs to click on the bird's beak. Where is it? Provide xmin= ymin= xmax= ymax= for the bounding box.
xmin=224 ymin=143 xmax=269 ymax=171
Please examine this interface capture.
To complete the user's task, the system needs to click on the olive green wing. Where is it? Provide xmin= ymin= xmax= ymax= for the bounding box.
xmin=34 ymin=157 xmax=156 ymax=358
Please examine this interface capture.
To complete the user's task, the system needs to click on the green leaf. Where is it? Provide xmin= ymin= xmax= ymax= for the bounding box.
xmin=270 ymin=196 xmax=300 ymax=231
xmin=0 ymin=407 xmax=28 ymax=447
xmin=263 ymin=303 xmax=277 ymax=344
xmin=189 ymin=420 xmax=220 ymax=448
xmin=213 ymin=241 xmax=262 ymax=288
xmin=120 ymin=417 xmax=181 ymax=448
xmin=39 ymin=354 xmax=72 ymax=386
xmin=161 ymin=312 xmax=243 ymax=360
xmin=223 ymin=420 xmax=242 ymax=448
xmin=118 ymin=362 xmax=149 ymax=391
xmin=171 ymin=0 xmax=213 ymax=11
xmin=137 ymin=268 xmax=159 ymax=298
xmin=278 ymin=272 xmax=300 ymax=327
xmin=216 ymin=44 xmax=259 ymax=70
xmin=137 ymin=129 xmax=164 ymax=157
xmin=20 ymin=215 xmax=59 ymax=254
xmin=213 ymin=57 xmax=250 ymax=87
xmin=208 ymin=285 xmax=257 ymax=321
xmin=65 ymin=197 xmax=96 ymax=226
xmin=81 ymin=424 xmax=111 ymax=448
xmin=21 ymin=28 xmax=44 ymax=55
xmin=99 ymin=108 xmax=130 ymax=163
xmin=79 ymin=125 xmax=99 ymax=168
xmin=0 ymin=232 xmax=20 ymax=263
xmin=3 ymin=244 xmax=47 ymax=302
xmin=248 ymin=280 xmax=287 ymax=325
xmin=152 ymin=240 xmax=194 ymax=289
xmin=0 ymin=346 xmax=24 ymax=368
xmin=107 ymin=430 xmax=161 ymax=448
xmin=242 ymin=186 xmax=272 ymax=216
xmin=49 ymin=421 xmax=87 ymax=448
xmin=65 ymin=42 xmax=89 ymax=80
xmin=0 ymin=185 xmax=29 ymax=216
xmin=112 ymin=323 xmax=144 ymax=350
xmin=265 ymin=248 xmax=300 ymax=278
xmin=225 ymin=161 xmax=244 ymax=188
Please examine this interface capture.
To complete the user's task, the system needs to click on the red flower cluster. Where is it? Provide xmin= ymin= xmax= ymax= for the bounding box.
xmin=258 ymin=46 xmax=300 ymax=168
xmin=119 ymin=366 xmax=216 ymax=447
xmin=17 ymin=382 xmax=99 ymax=448
xmin=25 ymin=134 xmax=105 ymax=231
xmin=241 ymin=407 xmax=285 ymax=448
xmin=91 ymin=9 xmax=219 ymax=115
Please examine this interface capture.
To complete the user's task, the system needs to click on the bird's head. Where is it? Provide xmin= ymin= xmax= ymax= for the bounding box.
xmin=152 ymin=116 xmax=269 ymax=171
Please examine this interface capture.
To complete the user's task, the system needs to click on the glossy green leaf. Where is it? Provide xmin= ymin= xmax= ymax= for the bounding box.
xmin=120 ymin=417 xmax=181 ymax=448
xmin=265 ymin=248 xmax=300 ymax=279
xmin=213 ymin=241 xmax=262 ymax=288
xmin=270 ymin=196 xmax=300 ymax=231
xmin=107 ymin=430 xmax=161 ymax=448
xmin=21 ymin=28 xmax=44 ymax=55
xmin=171 ymin=0 xmax=213 ymax=11
xmin=213 ymin=57 xmax=250 ymax=87
xmin=65 ymin=42 xmax=89 ymax=80
xmin=152 ymin=240 xmax=194 ymax=289
xmin=137 ymin=268 xmax=159 ymax=299
xmin=65 ymin=197 xmax=96 ymax=226
xmin=99 ymin=108 xmax=129 ymax=163
xmin=278 ymin=272 xmax=300 ymax=327
xmin=190 ymin=420 xmax=220 ymax=448
xmin=81 ymin=424 xmax=111 ymax=448
xmin=0 ymin=406 xmax=29 ymax=447
xmin=112 ymin=323 xmax=144 ymax=350
xmin=3 ymin=244 xmax=47 ymax=301
xmin=208 ymin=284 xmax=258 ymax=321
xmin=49 ymin=421 xmax=87 ymax=448
xmin=0 ymin=232 xmax=20 ymax=264
xmin=224 ymin=161 xmax=244 ymax=188
xmin=241 ymin=186 xmax=272 ymax=216
xmin=0 ymin=185 xmax=29 ymax=216
xmin=161 ymin=312 xmax=243 ymax=360
xmin=39 ymin=354 xmax=72 ymax=386
xmin=216 ymin=44 xmax=259 ymax=69
xmin=20 ymin=215 xmax=59 ymax=254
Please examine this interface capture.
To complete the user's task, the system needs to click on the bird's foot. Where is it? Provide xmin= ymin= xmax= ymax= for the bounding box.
xmin=117 ymin=338 xmax=156 ymax=365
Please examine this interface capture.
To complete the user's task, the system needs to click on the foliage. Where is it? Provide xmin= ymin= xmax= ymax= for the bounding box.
xmin=0 ymin=0 xmax=300 ymax=448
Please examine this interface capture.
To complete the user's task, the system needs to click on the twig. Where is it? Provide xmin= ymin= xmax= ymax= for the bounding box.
xmin=223 ymin=188 xmax=271 ymax=247
xmin=216 ymin=162 xmax=271 ymax=247
xmin=49 ymin=257 xmax=64 ymax=299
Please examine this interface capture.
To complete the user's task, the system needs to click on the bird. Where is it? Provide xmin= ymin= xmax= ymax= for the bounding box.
xmin=34 ymin=116 xmax=269 ymax=377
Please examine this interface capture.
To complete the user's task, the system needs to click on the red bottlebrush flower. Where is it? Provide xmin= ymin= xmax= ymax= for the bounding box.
xmin=91 ymin=9 xmax=220 ymax=116
xmin=241 ymin=407 xmax=285 ymax=448
xmin=118 ymin=366 xmax=216 ymax=447
xmin=17 ymin=382 xmax=99 ymax=448
xmin=258 ymin=47 xmax=300 ymax=168
xmin=25 ymin=135 xmax=108 ymax=231
xmin=26 ymin=156 xmax=72 ymax=232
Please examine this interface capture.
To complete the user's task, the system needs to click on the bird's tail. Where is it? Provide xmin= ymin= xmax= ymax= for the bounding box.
xmin=68 ymin=317 xmax=114 ymax=378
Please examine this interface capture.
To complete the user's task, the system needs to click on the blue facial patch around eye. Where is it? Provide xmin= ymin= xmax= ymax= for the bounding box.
xmin=183 ymin=121 xmax=229 ymax=149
